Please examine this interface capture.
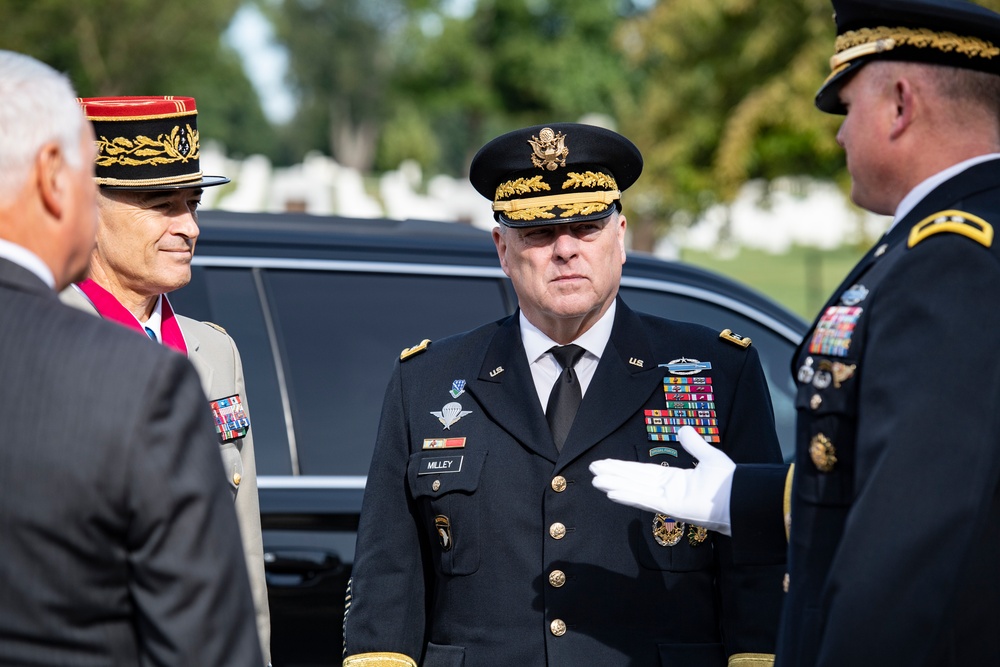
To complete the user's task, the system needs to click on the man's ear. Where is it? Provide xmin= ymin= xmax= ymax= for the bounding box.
xmin=889 ymin=77 xmax=916 ymax=141
xmin=492 ymin=225 xmax=512 ymax=277
xmin=617 ymin=212 xmax=627 ymax=264
xmin=36 ymin=142 xmax=66 ymax=220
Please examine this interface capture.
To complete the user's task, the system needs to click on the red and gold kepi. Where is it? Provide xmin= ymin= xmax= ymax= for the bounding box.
xmin=469 ymin=122 xmax=642 ymax=228
xmin=817 ymin=0 xmax=1000 ymax=114
xmin=77 ymin=96 xmax=230 ymax=190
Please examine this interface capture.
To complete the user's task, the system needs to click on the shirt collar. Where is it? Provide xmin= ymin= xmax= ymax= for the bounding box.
xmin=891 ymin=154 xmax=1000 ymax=229
xmin=0 ymin=238 xmax=55 ymax=289
xmin=143 ymin=294 xmax=164 ymax=341
xmin=520 ymin=299 xmax=617 ymax=363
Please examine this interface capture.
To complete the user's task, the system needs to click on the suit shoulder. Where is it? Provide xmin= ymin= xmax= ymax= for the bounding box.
xmin=908 ymin=209 xmax=994 ymax=249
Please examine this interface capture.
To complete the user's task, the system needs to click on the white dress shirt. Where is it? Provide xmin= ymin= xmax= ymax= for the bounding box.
xmin=0 ymin=238 xmax=54 ymax=289
xmin=520 ymin=299 xmax=617 ymax=412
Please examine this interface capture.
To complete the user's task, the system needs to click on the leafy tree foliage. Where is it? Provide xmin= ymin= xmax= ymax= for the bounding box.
xmin=0 ymin=0 xmax=275 ymax=157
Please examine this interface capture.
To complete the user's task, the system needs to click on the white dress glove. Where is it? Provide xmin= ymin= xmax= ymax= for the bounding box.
xmin=589 ymin=425 xmax=736 ymax=536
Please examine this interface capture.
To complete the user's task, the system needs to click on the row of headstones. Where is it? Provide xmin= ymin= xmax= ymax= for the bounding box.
xmin=200 ymin=142 xmax=889 ymax=255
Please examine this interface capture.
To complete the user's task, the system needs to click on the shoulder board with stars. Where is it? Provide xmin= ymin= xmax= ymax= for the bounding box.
xmin=400 ymin=338 xmax=432 ymax=361
xmin=719 ymin=328 xmax=752 ymax=349
xmin=908 ymin=209 xmax=993 ymax=249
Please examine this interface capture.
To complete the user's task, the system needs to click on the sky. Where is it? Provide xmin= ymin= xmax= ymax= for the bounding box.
xmin=223 ymin=0 xmax=478 ymax=126
xmin=224 ymin=4 xmax=295 ymax=124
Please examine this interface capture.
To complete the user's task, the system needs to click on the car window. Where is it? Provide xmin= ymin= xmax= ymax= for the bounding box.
xmin=620 ymin=286 xmax=798 ymax=461
xmin=173 ymin=266 xmax=294 ymax=474
xmin=261 ymin=269 xmax=513 ymax=475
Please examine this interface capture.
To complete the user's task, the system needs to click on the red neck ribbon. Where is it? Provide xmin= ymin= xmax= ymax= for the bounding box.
xmin=76 ymin=279 xmax=188 ymax=355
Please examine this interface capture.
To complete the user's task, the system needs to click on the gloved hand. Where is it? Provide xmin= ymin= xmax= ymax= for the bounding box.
xmin=589 ymin=425 xmax=735 ymax=536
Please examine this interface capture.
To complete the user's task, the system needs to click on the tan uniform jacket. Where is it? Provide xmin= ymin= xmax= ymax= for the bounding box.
xmin=61 ymin=287 xmax=271 ymax=665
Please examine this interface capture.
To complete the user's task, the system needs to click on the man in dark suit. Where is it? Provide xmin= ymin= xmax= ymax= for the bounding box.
xmin=0 ymin=50 xmax=263 ymax=666
xmin=592 ymin=1 xmax=1000 ymax=665
xmin=342 ymin=123 xmax=785 ymax=667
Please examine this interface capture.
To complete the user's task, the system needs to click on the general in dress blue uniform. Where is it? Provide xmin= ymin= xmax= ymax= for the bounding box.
xmin=343 ymin=123 xmax=785 ymax=667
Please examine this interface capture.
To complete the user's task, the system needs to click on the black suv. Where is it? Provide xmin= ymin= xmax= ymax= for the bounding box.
xmin=172 ymin=210 xmax=807 ymax=666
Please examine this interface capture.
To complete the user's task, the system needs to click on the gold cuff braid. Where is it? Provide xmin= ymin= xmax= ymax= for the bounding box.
xmin=729 ymin=653 xmax=776 ymax=667
xmin=343 ymin=652 xmax=417 ymax=667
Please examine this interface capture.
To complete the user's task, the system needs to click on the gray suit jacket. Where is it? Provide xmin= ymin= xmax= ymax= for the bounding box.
xmin=0 ymin=257 xmax=262 ymax=666
xmin=61 ymin=286 xmax=271 ymax=664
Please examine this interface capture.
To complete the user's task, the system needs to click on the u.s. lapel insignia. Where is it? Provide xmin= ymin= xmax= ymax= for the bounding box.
xmin=450 ymin=379 xmax=466 ymax=398
xmin=629 ymin=357 xmax=644 ymax=368
xmin=430 ymin=402 xmax=472 ymax=430
xmin=489 ymin=366 xmax=504 ymax=378
xmin=434 ymin=515 xmax=453 ymax=552
xmin=653 ymin=514 xmax=685 ymax=547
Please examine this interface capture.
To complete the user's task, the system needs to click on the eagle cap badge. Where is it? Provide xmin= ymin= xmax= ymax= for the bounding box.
xmin=528 ymin=127 xmax=569 ymax=171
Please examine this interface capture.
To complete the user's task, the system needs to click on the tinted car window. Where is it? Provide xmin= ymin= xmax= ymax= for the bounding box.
xmin=175 ymin=266 xmax=294 ymax=474
xmin=262 ymin=269 xmax=512 ymax=475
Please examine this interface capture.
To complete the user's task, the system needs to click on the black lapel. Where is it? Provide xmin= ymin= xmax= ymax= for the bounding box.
xmin=466 ymin=313 xmax=560 ymax=462
xmin=556 ymin=299 xmax=664 ymax=469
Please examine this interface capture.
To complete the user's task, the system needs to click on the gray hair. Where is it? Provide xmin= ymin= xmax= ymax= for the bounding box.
xmin=0 ymin=51 xmax=84 ymax=204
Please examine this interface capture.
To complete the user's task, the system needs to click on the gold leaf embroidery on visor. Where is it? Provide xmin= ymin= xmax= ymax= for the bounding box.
xmin=563 ymin=171 xmax=619 ymax=191
xmin=495 ymin=175 xmax=551 ymax=201
xmin=95 ymin=124 xmax=200 ymax=167
xmin=835 ymin=26 xmax=1000 ymax=62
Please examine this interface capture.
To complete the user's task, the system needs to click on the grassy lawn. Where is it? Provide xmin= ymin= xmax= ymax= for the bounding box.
xmin=677 ymin=244 xmax=871 ymax=320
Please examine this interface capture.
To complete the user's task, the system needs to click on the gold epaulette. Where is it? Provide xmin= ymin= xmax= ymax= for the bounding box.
xmin=343 ymin=653 xmax=417 ymax=667
xmin=203 ymin=321 xmax=228 ymax=334
xmin=399 ymin=338 xmax=431 ymax=361
xmin=719 ymin=328 xmax=752 ymax=349
xmin=908 ymin=210 xmax=993 ymax=248
xmin=729 ymin=653 xmax=775 ymax=667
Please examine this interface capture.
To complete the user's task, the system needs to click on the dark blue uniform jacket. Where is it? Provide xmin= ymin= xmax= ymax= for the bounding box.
xmin=775 ymin=159 xmax=1000 ymax=666
xmin=346 ymin=298 xmax=785 ymax=666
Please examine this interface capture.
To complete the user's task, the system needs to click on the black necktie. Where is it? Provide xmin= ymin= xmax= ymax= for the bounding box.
xmin=546 ymin=344 xmax=585 ymax=451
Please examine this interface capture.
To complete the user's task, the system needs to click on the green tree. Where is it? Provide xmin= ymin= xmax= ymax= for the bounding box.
xmin=615 ymin=0 xmax=843 ymax=250
xmin=259 ymin=0 xmax=439 ymax=169
xmin=0 ymin=0 xmax=275 ymax=156
xmin=386 ymin=0 xmax=647 ymax=176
